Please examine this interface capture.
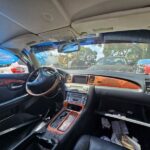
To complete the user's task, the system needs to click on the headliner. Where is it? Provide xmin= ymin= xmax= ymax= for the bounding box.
xmin=1 ymin=0 xmax=150 ymax=50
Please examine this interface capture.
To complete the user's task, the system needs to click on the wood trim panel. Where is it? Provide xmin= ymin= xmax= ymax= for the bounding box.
xmin=47 ymin=101 xmax=82 ymax=135
xmin=88 ymin=76 xmax=141 ymax=90
xmin=47 ymin=108 xmax=70 ymax=135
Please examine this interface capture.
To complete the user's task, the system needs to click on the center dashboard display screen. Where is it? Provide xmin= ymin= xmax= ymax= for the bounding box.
xmin=72 ymin=75 xmax=87 ymax=84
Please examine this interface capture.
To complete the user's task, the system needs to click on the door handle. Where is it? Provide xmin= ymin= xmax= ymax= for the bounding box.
xmin=11 ymin=85 xmax=23 ymax=89
xmin=10 ymin=83 xmax=23 ymax=89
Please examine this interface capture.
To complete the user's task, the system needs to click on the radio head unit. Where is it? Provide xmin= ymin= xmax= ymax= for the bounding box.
xmin=72 ymin=75 xmax=88 ymax=84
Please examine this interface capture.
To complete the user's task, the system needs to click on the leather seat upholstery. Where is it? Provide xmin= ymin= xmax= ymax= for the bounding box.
xmin=74 ymin=135 xmax=127 ymax=150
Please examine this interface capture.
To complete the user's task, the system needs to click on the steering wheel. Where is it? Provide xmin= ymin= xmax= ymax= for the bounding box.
xmin=26 ymin=67 xmax=61 ymax=96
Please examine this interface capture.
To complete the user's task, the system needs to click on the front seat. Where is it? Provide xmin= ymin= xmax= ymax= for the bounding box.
xmin=74 ymin=135 xmax=127 ymax=150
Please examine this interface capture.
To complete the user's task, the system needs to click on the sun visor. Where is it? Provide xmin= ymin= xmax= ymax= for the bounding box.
xmin=1 ymin=34 xmax=44 ymax=50
xmin=101 ymin=30 xmax=150 ymax=43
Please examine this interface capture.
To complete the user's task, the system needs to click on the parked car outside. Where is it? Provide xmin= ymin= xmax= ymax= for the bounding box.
xmin=0 ymin=48 xmax=28 ymax=74
xmin=0 ymin=61 xmax=28 ymax=74
xmin=136 ymin=59 xmax=150 ymax=74
xmin=89 ymin=56 xmax=133 ymax=72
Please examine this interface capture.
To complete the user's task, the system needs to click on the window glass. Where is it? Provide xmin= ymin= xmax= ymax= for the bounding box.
xmin=34 ymin=43 xmax=150 ymax=74
xmin=0 ymin=49 xmax=29 ymax=74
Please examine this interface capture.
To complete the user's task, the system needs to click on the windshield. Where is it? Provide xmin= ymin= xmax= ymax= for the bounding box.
xmin=35 ymin=43 xmax=150 ymax=74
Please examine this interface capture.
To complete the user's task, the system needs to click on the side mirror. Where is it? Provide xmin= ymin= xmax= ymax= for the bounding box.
xmin=58 ymin=42 xmax=80 ymax=53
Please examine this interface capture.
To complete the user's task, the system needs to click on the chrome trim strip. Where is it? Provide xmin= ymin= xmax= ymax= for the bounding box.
xmin=0 ymin=94 xmax=29 ymax=107
xmin=98 ymin=112 xmax=150 ymax=128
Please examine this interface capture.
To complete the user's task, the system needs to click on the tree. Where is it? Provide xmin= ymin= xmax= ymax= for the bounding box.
xmin=144 ymin=44 xmax=150 ymax=58
xmin=58 ymin=46 xmax=97 ymax=69
xmin=103 ymin=43 xmax=148 ymax=64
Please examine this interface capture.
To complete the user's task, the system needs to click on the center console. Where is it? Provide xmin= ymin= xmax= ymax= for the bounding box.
xmin=47 ymin=83 xmax=89 ymax=134
xmin=36 ymin=83 xmax=93 ymax=150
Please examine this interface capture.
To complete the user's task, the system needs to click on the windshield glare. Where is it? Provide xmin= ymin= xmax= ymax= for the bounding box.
xmin=35 ymin=43 xmax=150 ymax=74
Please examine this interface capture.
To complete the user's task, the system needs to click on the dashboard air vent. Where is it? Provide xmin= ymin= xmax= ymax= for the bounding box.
xmin=88 ymin=76 xmax=95 ymax=84
xmin=66 ymin=75 xmax=72 ymax=83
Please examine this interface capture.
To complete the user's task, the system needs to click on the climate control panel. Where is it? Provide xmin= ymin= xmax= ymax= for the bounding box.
xmin=66 ymin=92 xmax=87 ymax=105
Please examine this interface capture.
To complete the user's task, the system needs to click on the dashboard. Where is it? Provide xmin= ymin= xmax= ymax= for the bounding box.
xmin=66 ymin=74 xmax=142 ymax=91
xmin=63 ymin=73 xmax=150 ymax=129
xmin=56 ymin=67 xmax=150 ymax=107
xmin=46 ymin=69 xmax=150 ymax=140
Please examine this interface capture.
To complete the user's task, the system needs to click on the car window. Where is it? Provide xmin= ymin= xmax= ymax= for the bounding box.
xmin=97 ymin=58 xmax=104 ymax=65
xmin=0 ymin=49 xmax=29 ymax=74
xmin=34 ymin=43 xmax=150 ymax=74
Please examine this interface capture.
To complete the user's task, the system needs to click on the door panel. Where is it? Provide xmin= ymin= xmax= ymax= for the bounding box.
xmin=0 ymin=74 xmax=29 ymax=103
xmin=0 ymin=49 xmax=43 ymax=147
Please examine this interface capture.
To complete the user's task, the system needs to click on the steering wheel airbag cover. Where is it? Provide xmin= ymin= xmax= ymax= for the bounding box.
xmin=26 ymin=67 xmax=60 ymax=96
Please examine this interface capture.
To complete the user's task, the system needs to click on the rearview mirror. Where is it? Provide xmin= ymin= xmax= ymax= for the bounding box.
xmin=58 ymin=42 xmax=80 ymax=53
